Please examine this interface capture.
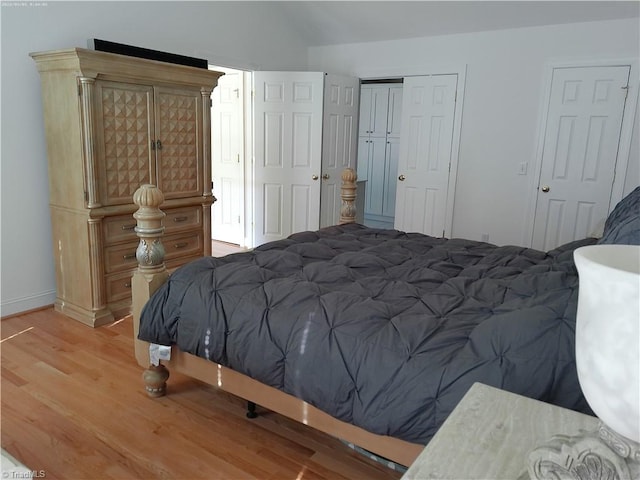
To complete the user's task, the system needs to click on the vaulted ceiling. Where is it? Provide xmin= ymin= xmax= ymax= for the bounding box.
xmin=273 ymin=1 xmax=639 ymax=46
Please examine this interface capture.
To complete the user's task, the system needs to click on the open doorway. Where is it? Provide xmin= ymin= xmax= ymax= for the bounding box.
xmin=209 ymin=65 xmax=252 ymax=248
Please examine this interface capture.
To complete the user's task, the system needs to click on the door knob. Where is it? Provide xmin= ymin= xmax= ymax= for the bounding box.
xmin=541 ymin=185 xmax=550 ymax=193
xmin=312 ymin=175 xmax=319 ymax=180
xmin=398 ymin=174 xmax=406 ymax=181
xmin=322 ymin=174 xmax=330 ymax=180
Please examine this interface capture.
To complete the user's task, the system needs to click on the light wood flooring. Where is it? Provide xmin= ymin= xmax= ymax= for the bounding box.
xmin=211 ymin=240 xmax=248 ymax=257
xmin=1 ymin=308 xmax=403 ymax=480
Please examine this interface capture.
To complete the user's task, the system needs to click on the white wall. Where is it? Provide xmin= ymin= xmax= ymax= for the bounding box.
xmin=308 ymin=18 xmax=640 ymax=246
xmin=2 ymin=3 xmax=638 ymax=317
xmin=0 ymin=1 xmax=309 ymax=317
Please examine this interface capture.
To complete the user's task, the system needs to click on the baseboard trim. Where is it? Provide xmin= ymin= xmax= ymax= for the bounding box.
xmin=0 ymin=291 xmax=56 ymax=319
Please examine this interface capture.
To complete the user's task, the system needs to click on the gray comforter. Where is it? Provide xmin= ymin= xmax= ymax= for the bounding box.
xmin=139 ymin=226 xmax=598 ymax=444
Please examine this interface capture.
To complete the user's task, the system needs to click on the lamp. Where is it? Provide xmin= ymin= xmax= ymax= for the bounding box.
xmin=528 ymin=244 xmax=640 ymax=479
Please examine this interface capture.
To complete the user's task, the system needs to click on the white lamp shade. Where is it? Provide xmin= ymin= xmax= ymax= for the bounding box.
xmin=574 ymin=244 xmax=640 ymax=443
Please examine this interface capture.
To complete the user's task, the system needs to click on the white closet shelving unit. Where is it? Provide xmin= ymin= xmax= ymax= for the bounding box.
xmin=357 ymin=83 xmax=403 ymax=229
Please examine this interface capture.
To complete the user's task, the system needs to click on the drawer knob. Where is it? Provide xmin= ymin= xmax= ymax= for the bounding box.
xmin=174 ymin=242 xmax=188 ymax=249
xmin=123 ymin=253 xmax=137 ymax=260
xmin=173 ymin=216 xmax=188 ymax=223
xmin=121 ymin=224 xmax=136 ymax=231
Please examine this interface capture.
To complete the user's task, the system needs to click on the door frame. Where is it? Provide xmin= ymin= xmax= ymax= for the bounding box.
xmin=523 ymin=58 xmax=639 ymax=247
xmin=356 ymin=63 xmax=467 ymax=237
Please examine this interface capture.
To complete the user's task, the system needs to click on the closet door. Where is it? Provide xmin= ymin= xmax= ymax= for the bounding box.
xmin=358 ymin=86 xmax=374 ymax=136
xmin=387 ymin=87 xmax=403 ymax=138
xmin=358 ymin=84 xmax=402 ymax=228
xmin=370 ymin=86 xmax=391 ymax=138
xmin=383 ymin=87 xmax=403 ymax=218
xmin=365 ymin=137 xmax=388 ymax=216
xmin=395 ymin=75 xmax=458 ymax=236
xmin=531 ymin=65 xmax=630 ymax=250
xmin=383 ymin=137 xmax=401 ymax=217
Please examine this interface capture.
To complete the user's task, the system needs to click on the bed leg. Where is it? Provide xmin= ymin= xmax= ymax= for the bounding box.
xmin=246 ymin=401 xmax=258 ymax=419
xmin=142 ymin=364 xmax=170 ymax=398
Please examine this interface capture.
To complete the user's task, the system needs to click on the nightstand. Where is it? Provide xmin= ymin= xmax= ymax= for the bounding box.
xmin=402 ymin=382 xmax=599 ymax=479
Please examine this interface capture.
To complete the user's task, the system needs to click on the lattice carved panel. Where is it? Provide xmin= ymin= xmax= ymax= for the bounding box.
xmin=101 ymin=86 xmax=152 ymax=204
xmin=157 ymin=92 xmax=200 ymax=196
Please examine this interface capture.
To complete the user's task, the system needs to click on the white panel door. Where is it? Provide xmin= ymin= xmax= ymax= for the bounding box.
xmin=254 ymin=72 xmax=324 ymax=246
xmin=387 ymin=86 xmax=404 ymax=138
xmin=359 ymin=85 xmax=391 ymax=138
xmin=395 ymin=75 xmax=458 ymax=236
xmin=364 ymin=137 xmax=388 ymax=216
xmin=532 ymin=65 xmax=630 ymax=250
xmin=320 ymin=74 xmax=360 ymax=227
xmin=211 ymin=71 xmax=244 ymax=244
xmin=384 ymin=137 xmax=401 ymax=217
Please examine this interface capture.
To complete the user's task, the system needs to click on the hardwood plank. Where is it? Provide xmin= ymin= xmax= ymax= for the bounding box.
xmin=1 ymin=308 xmax=402 ymax=479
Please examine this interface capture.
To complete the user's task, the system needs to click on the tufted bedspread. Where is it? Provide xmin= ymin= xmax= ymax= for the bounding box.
xmin=138 ymin=224 xmax=600 ymax=444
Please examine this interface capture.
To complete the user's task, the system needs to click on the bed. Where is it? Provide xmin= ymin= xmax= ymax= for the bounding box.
xmin=131 ymin=170 xmax=640 ymax=467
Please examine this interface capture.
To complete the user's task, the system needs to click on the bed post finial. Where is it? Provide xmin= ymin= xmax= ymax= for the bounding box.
xmin=339 ymin=168 xmax=357 ymax=224
xmin=132 ymin=184 xmax=170 ymax=397
xmin=133 ymin=184 xmax=166 ymax=272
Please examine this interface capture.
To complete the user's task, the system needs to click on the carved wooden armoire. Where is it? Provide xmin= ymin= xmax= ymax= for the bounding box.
xmin=31 ymin=48 xmax=222 ymax=327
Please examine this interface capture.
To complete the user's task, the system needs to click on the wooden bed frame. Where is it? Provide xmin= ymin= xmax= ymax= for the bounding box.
xmin=130 ymin=168 xmax=424 ymax=467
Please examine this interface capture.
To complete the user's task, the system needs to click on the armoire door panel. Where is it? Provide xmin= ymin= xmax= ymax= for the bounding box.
xmin=154 ymin=87 xmax=204 ymax=199
xmin=94 ymin=80 xmax=154 ymax=206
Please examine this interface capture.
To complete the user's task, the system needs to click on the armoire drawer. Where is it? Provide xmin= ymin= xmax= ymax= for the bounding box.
xmin=164 ymin=206 xmax=202 ymax=234
xmin=163 ymin=231 xmax=203 ymax=260
xmin=104 ymin=241 xmax=139 ymax=273
xmin=104 ymin=230 xmax=203 ymax=274
xmin=103 ymin=205 xmax=202 ymax=246
xmin=103 ymin=214 xmax=138 ymax=245
xmin=105 ymin=270 xmax=134 ymax=303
